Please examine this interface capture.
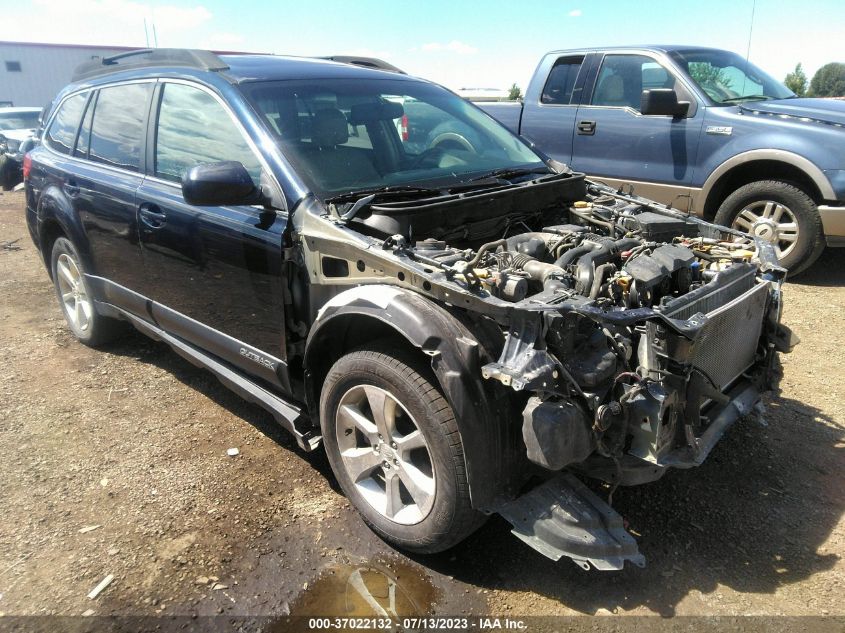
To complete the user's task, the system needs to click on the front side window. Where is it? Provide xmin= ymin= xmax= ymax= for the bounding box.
xmin=44 ymin=94 xmax=87 ymax=154
xmin=670 ymin=49 xmax=794 ymax=104
xmin=89 ymin=83 xmax=152 ymax=172
xmin=592 ymin=55 xmax=678 ymax=111
xmin=241 ymin=78 xmax=545 ymax=198
xmin=155 ymin=83 xmax=262 ymax=183
xmin=541 ymin=56 xmax=584 ymax=105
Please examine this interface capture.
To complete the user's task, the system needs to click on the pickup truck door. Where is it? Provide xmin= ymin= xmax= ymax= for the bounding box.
xmin=570 ymin=52 xmax=704 ymax=211
xmin=519 ymin=54 xmax=591 ymax=164
xmin=135 ymin=81 xmax=291 ymax=393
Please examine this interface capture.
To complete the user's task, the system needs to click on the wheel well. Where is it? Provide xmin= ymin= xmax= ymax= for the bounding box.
xmin=39 ymin=219 xmax=67 ymax=280
xmin=702 ymin=160 xmax=822 ymax=220
xmin=304 ymin=314 xmax=433 ymax=426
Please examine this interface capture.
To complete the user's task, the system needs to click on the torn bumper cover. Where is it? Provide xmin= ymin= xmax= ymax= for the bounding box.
xmin=498 ymin=473 xmax=644 ymax=571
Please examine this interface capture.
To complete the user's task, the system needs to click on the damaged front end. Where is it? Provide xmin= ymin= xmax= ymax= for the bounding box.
xmin=299 ymin=169 xmax=796 ymax=570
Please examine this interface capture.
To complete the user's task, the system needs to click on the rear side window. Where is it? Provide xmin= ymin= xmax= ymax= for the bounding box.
xmin=541 ymin=56 xmax=584 ymax=105
xmin=89 ymin=83 xmax=153 ymax=172
xmin=154 ymin=83 xmax=261 ymax=183
xmin=74 ymin=94 xmax=96 ymax=159
xmin=44 ymin=93 xmax=87 ymax=155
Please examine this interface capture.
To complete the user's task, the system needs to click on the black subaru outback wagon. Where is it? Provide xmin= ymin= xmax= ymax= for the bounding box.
xmin=25 ymin=49 xmax=793 ymax=570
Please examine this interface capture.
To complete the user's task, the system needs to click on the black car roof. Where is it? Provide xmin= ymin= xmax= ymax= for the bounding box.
xmin=71 ymin=48 xmax=411 ymax=86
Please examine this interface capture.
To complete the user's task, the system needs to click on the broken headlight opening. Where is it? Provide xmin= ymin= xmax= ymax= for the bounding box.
xmin=321 ymin=171 xmax=796 ymax=570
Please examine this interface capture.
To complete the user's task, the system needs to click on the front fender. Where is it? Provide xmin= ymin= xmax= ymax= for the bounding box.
xmin=304 ymin=285 xmax=518 ymax=511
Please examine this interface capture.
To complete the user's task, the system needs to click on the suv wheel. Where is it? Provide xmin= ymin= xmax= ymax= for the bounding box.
xmin=320 ymin=347 xmax=485 ymax=553
xmin=51 ymin=237 xmax=125 ymax=346
xmin=714 ymin=180 xmax=824 ymax=275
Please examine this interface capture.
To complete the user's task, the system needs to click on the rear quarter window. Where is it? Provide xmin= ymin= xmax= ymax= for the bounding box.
xmin=44 ymin=94 xmax=87 ymax=155
xmin=88 ymin=83 xmax=153 ymax=172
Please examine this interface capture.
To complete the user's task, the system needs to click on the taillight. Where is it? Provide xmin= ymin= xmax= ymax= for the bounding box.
xmin=400 ymin=114 xmax=409 ymax=141
xmin=23 ymin=153 xmax=32 ymax=181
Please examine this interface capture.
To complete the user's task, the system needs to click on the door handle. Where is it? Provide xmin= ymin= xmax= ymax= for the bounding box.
xmin=577 ymin=120 xmax=596 ymax=135
xmin=63 ymin=180 xmax=80 ymax=197
xmin=139 ymin=203 xmax=167 ymax=229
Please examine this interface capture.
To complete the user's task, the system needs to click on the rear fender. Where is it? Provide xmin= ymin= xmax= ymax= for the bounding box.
xmin=36 ymin=184 xmax=93 ymax=274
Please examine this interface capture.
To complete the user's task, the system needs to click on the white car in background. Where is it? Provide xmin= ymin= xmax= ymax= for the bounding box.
xmin=0 ymin=107 xmax=41 ymax=190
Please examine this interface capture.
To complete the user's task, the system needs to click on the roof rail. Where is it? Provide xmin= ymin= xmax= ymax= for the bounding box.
xmin=321 ymin=56 xmax=406 ymax=74
xmin=72 ymin=48 xmax=229 ymax=82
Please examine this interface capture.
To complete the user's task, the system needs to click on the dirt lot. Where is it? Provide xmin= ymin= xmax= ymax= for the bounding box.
xmin=0 ymin=188 xmax=843 ymax=621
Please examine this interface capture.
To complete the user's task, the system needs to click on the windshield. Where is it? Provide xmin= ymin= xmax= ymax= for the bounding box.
xmin=0 ymin=111 xmax=40 ymax=131
xmin=670 ymin=49 xmax=794 ymax=104
xmin=240 ymin=78 xmax=546 ymax=198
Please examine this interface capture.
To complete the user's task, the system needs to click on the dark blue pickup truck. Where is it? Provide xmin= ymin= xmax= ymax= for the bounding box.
xmin=476 ymin=46 xmax=845 ymax=273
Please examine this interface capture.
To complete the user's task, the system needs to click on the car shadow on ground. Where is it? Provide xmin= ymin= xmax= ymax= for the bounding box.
xmin=99 ymin=326 xmax=843 ymax=617
xmin=793 ymin=247 xmax=845 ymax=287
xmin=417 ymin=391 xmax=844 ymax=615
xmin=101 ymin=329 xmax=340 ymax=483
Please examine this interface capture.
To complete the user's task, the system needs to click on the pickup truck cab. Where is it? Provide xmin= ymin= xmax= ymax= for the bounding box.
xmin=476 ymin=46 xmax=845 ymax=273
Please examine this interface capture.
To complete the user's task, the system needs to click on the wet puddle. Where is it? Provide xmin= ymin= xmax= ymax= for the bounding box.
xmin=269 ymin=557 xmax=438 ymax=630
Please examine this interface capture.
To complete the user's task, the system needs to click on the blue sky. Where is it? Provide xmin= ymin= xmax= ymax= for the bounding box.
xmin=3 ymin=0 xmax=844 ymax=90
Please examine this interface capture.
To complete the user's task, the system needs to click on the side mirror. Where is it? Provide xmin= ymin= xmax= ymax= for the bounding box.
xmin=182 ymin=161 xmax=259 ymax=207
xmin=640 ymin=89 xmax=690 ymax=118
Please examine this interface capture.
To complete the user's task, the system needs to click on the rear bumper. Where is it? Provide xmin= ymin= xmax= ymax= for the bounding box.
xmin=818 ymin=204 xmax=845 ymax=245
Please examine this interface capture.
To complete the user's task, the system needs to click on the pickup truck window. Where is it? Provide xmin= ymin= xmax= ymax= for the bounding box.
xmin=44 ymin=93 xmax=87 ymax=155
xmin=242 ymin=78 xmax=544 ymax=197
xmin=88 ymin=83 xmax=153 ymax=173
xmin=154 ymin=83 xmax=262 ymax=183
xmin=541 ymin=56 xmax=584 ymax=105
xmin=592 ymin=55 xmax=676 ymax=111
xmin=669 ymin=48 xmax=793 ymax=104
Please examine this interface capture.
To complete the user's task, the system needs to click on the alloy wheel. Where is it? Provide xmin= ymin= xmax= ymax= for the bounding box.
xmin=731 ymin=200 xmax=799 ymax=260
xmin=335 ymin=384 xmax=435 ymax=525
xmin=56 ymin=253 xmax=93 ymax=332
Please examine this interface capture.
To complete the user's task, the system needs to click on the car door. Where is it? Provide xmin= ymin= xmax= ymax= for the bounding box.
xmin=570 ymin=53 xmax=704 ymax=211
xmin=519 ymin=54 xmax=590 ymax=165
xmin=68 ymin=82 xmax=153 ymax=307
xmin=135 ymin=80 xmax=291 ymax=392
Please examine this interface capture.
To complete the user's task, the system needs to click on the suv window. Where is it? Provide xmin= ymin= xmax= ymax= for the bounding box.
xmin=155 ymin=83 xmax=261 ymax=184
xmin=74 ymin=94 xmax=96 ymax=159
xmin=541 ymin=56 xmax=584 ymax=105
xmin=44 ymin=94 xmax=87 ymax=155
xmin=592 ymin=54 xmax=677 ymax=110
xmin=89 ymin=83 xmax=152 ymax=172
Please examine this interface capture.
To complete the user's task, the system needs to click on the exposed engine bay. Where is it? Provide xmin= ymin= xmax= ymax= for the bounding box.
xmin=307 ymin=169 xmax=797 ymax=569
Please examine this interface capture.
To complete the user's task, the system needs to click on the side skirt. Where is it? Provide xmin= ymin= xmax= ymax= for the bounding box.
xmin=109 ymin=305 xmax=321 ymax=452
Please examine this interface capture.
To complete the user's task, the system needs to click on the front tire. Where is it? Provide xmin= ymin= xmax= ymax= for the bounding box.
xmin=714 ymin=180 xmax=824 ymax=275
xmin=50 ymin=237 xmax=125 ymax=347
xmin=320 ymin=347 xmax=485 ymax=553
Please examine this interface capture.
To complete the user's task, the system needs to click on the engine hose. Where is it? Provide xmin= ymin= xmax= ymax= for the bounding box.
xmin=464 ymin=239 xmax=507 ymax=270
xmin=589 ymin=263 xmax=616 ymax=299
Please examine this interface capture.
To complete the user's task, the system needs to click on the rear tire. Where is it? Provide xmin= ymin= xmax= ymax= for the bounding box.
xmin=320 ymin=347 xmax=485 ymax=553
xmin=50 ymin=237 xmax=126 ymax=347
xmin=714 ymin=180 xmax=824 ymax=275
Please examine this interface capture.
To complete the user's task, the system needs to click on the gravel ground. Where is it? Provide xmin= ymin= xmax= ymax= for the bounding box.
xmin=0 ymin=189 xmax=842 ymax=620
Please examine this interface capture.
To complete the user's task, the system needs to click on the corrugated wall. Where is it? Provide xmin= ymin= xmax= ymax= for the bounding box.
xmin=0 ymin=43 xmax=136 ymax=107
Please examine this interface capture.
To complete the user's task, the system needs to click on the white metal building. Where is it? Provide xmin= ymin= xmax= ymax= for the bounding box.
xmin=0 ymin=41 xmax=138 ymax=108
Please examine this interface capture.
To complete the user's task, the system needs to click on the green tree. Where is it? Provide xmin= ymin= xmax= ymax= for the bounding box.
xmin=688 ymin=62 xmax=733 ymax=91
xmin=784 ymin=63 xmax=808 ymax=96
xmin=809 ymin=62 xmax=845 ymax=97
xmin=508 ymin=83 xmax=523 ymax=100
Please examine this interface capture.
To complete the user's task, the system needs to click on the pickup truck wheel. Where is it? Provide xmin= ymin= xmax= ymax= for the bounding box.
xmin=714 ymin=180 xmax=824 ymax=275
xmin=320 ymin=347 xmax=485 ymax=553
xmin=50 ymin=237 xmax=125 ymax=347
